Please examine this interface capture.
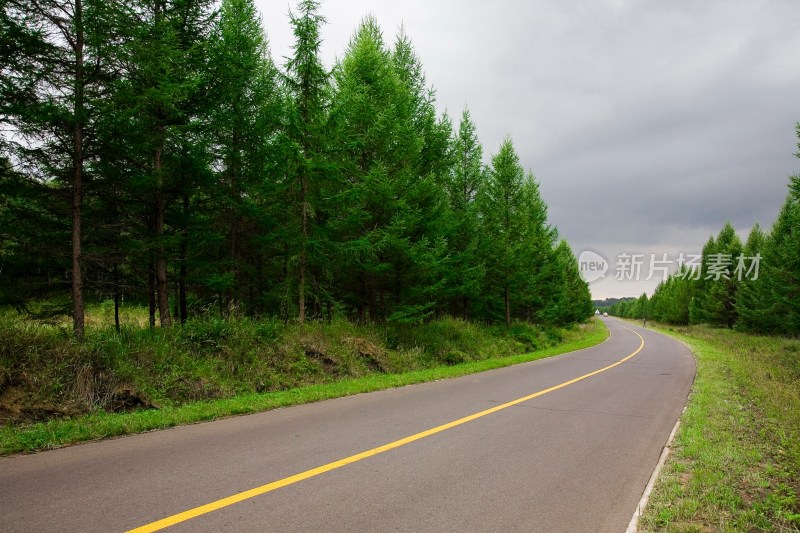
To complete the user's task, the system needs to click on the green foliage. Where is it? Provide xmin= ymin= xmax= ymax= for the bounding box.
xmin=479 ymin=140 xmax=529 ymax=306
xmin=632 ymin=174 xmax=799 ymax=333
xmin=1 ymin=1 xmax=592 ymax=335
xmin=441 ymin=108 xmax=486 ymax=318
xmin=699 ymin=223 xmax=743 ymax=328
xmin=0 ymin=160 xmax=68 ymax=308
xmin=737 ymin=171 xmax=800 ymax=335
xmin=623 ymin=124 xmax=800 ymax=334
xmin=1 ymin=319 xmax=608 ymax=455
xmin=640 ymin=325 xmax=800 ymax=532
xmin=470 ymin=139 xmax=593 ymax=326
xmin=205 ymin=0 xmax=283 ymax=310
xmin=649 ymin=268 xmax=693 ymax=325
xmin=0 ymin=307 xmax=606 ymax=437
xmin=542 ymin=240 xmax=595 ymax=325
xmin=325 ymin=17 xmax=452 ymax=323
xmin=608 ymin=292 xmax=650 ymax=320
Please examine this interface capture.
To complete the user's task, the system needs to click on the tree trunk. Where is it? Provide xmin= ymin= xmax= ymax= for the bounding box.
xmin=113 ymin=261 xmax=120 ymax=333
xmin=254 ymin=250 xmax=263 ymax=313
xmin=154 ymin=143 xmax=171 ymax=327
xmin=298 ymin=170 xmax=307 ymax=324
xmin=312 ymin=278 xmax=320 ymax=318
xmin=148 ymin=260 xmax=156 ymax=329
xmin=282 ymin=241 xmax=290 ymax=325
xmin=228 ymin=219 xmax=238 ymax=313
xmin=505 ymin=283 xmax=511 ymax=327
xmin=70 ymin=0 xmax=85 ymax=341
xmin=179 ymin=255 xmax=187 ymax=324
xmin=228 ymin=127 xmax=240 ymax=312
xmin=368 ymin=278 xmax=377 ymax=323
xmin=179 ymin=193 xmax=188 ymax=324
xmin=358 ymin=273 xmax=366 ymax=324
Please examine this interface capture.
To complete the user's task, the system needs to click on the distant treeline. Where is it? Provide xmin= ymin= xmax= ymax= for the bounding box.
xmin=0 ymin=0 xmax=593 ymax=337
xmin=609 ymin=136 xmax=800 ymax=336
xmin=593 ymin=297 xmax=634 ymax=309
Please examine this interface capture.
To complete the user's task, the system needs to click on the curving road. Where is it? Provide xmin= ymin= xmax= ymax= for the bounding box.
xmin=0 ymin=318 xmax=694 ymax=532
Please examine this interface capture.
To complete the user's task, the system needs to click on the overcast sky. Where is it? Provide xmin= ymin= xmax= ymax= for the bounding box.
xmin=254 ymin=0 xmax=800 ymax=299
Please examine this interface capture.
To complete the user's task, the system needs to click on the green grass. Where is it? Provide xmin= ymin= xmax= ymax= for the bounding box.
xmin=640 ymin=325 xmax=800 ymax=532
xmin=0 ymin=311 xmax=607 ymax=455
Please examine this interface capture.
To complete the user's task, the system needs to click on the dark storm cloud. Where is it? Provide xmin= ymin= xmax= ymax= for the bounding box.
xmin=537 ymin=76 xmax=799 ymax=247
xmin=255 ymin=0 xmax=800 ymax=297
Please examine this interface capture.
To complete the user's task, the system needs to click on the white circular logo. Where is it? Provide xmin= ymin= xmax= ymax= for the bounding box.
xmin=578 ymin=250 xmax=608 ymax=284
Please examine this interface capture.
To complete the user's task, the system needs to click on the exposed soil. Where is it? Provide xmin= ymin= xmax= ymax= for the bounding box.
xmin=0 ymin=383 xmax=155 ymax=425
xmin=342 ymin=336 xmax=385 ymax=371
xmin=301 ymin=339 xmax=340 ymax=374
xmin=0 ymin=386 xmax=81 ymax=425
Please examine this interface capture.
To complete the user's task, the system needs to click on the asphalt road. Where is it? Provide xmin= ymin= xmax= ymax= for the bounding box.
xmin=0 ymin=318 xmax=695 ymax=532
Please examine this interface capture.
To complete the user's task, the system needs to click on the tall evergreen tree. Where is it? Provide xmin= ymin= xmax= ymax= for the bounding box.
xmin=649 ymin=268 xmax=693 ymax=325
xmin=208 ymin=0 xmax=281 ymax=313
xmin=544 ymin=240 xmax=594 ymax=325
xmin=478 ymin=138 xmax=532 ymax=326
xmin=703 ymin=222 xmax=743 ymax=328
xmin=518 ymin=173 xmax=560 ymax=323
xmin=738 ymin=172 xmax=800 ymax=334
xmin=735 ymin=223 xmax=767 ymax=331
xmin=0 ymin=2 xmax=595 ymax=331
xmin=689 ymin=234 xmax=715 ymax=324
xmin=329 ymin=17 xmax=447 ymax=323
xmin=111 ymin=0 xmax=216 ymax=327
xmin=444 ymin=108 xmax=486 ymax=318
xmin=0 ymin=0 xmax=120 ymax=338
xmin=285 ymin=0 xmax=329 ymax=324
xmin=633 ymin=292 xmax=649 ymax=320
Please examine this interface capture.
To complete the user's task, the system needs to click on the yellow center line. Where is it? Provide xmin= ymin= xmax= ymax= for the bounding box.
xmin=126 ymin=326 xmax=645 ymax=533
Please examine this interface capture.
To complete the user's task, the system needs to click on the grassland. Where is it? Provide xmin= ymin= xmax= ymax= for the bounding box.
xmin=640 ymin=325 xmax=800 ymax=532
xmin=0 ymin=304 xmax=607 ymax=455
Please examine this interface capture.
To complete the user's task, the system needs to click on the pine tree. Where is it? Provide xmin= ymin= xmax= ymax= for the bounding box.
xmin=770 ymin=176 xmax=800 ymax=333
xmin=689 ymin=234 xmax=715 ymax=324
xmin=649 ymin=269 xmax=692 ymax=325
xmin=633 ymin=293 xmax=649 ymax=321
xmin=385 ymin=27 xmax=451 ymax=323
xmin=478 ymin=138 xmax=530 ymax=326
xmin=734 ymin=223 xmax=766 ymax=331
xmin=0 ymin=0 xmax=121 ymax=338
xmin=110 ymin=0 xmax=216 ymax=327
xmin=545 ymin=240 xmax=594 ymax=325
xmin=328 ymin=17 xmax=446 ymax=323
xmin=518 ymin=173 xmax=560 ymax=323
xmin=444 ymin=108 xmax=486 ymax=319
xmin=737 ymin=171 xmax=800 ymax=334
xmin=208 ymin=0 xmax=281 ymax=313
xmin=703 ymin=223 xmax=743 ymax=328
xmin=285 ymin=0 xmax=329 ymax=324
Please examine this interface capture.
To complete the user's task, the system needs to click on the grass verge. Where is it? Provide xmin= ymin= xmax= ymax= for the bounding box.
xmin=640 ymin=324 xmax=800 ymax=532
xmin=0 ymin=318 xmax=607 ymax=456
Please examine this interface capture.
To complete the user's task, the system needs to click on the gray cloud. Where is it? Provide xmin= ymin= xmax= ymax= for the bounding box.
xmin=539 ymin=77 xmax=798 ymax=242
xmin=256 ymin=0 xmax=800 ymax=299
